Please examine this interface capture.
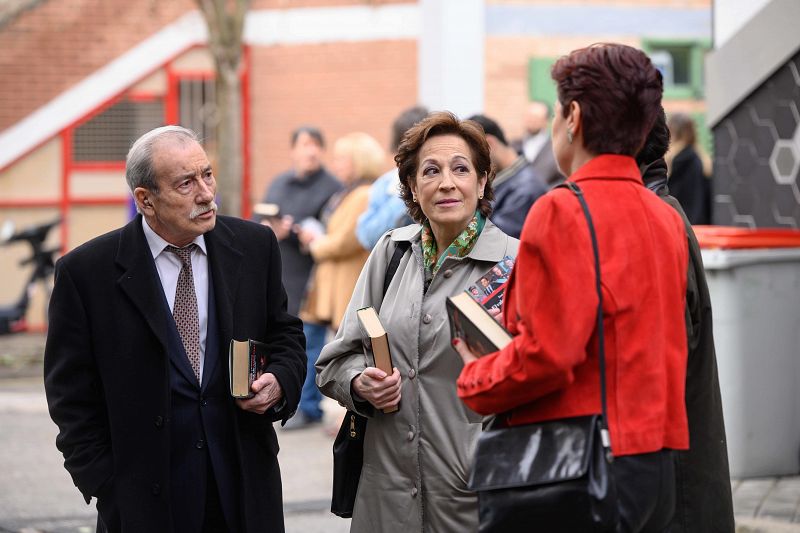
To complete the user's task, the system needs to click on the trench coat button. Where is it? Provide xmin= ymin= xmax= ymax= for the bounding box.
xmin=443 ymin=269 xmax=453 ymax=278
xmin=408 ymin=368 xmax=416 ymax=379
xmin=411 ymin=486 xmax=418 ymax=497
xmin=154 ymin=416 xmax=163 ymax=428
xmin=201 ymin=398 xmax=208 ymax=407
xmin=422 ymin=313 xmax=432 ymax=324
xmin=195 ymin=439 xmax=205 ymax=450
xmin=407 ymin=426 xmax=415 ymax=441
xmin=152 ymin=483 xmax=161 ymax=495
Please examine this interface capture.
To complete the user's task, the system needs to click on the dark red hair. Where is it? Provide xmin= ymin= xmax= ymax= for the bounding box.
xmin=551 ymin=43 xmax=663 ymax=156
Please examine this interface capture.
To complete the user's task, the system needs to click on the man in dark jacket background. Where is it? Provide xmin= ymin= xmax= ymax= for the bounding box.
xmin=44 ymin=126 xmax=307 ymax=532
xmin=512 ymin=101 xmax=564 ymax=186
xmin=257 ymin=126 xmax=341 ymax=428
xmin=469 ymin=114 xmax=548 ymax=239
xmin=637 ymin=111 xmax=735 ymax=533
xmin=257 ymin=126 xmax=342 ymax=316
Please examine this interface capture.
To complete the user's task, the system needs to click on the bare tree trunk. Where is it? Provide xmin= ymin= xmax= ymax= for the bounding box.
xmin=196 ymin=0 xmax=249 ymax=217
xmin=214 ymin=62 xmax=243 ymax=217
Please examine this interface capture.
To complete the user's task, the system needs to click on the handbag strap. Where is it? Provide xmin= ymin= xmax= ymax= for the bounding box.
xmin=559 ymin=181 xmax=613 ymax=459
xmin=383 ymin=240 xmax=411 ymax=296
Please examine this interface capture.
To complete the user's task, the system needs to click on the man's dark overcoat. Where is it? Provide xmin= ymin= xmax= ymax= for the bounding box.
xmin=644 ymin=159 xmax=734 ymax=532
xmin=44 ymin=215 xmax=306 ymax=532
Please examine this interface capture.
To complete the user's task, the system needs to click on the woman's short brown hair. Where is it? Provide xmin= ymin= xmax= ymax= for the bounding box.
xmin=394 ymin=111 xmax=495 ymax=223
xmin=551 ymin=43 xmax=663 ymax=156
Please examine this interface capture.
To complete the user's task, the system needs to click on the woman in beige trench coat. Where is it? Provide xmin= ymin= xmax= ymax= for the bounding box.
xmin=316 ymin=112 xmax=519 ymax=532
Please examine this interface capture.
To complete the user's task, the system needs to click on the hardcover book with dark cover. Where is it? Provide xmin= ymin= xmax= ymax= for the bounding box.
xmin=446 ymin=292 xmax=513 ymax=356
xmin=229 ymin=339 xmax=269 ymax=398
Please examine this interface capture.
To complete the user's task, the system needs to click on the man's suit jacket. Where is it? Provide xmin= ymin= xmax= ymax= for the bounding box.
xmin=529 ymin=137 xmax=564 ymax=186
xmin=44 ymin=215 xmax=306 ymax=532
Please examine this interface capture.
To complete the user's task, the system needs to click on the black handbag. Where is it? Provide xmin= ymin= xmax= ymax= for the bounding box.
xmin=468 ymin=181 xmax=619 ymax=532
xmin=330 ymin=240 xmax=410 ymax=518
xmin=331 ymin=410 xmax=368 ymax=517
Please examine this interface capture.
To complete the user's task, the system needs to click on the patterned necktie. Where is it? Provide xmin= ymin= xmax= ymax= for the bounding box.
xmin=165 ymin=244 xmax=201 ymax=382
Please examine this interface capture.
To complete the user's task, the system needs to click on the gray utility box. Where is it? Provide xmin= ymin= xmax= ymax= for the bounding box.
xmin=703 ymin=247 xmax=800 ymax=478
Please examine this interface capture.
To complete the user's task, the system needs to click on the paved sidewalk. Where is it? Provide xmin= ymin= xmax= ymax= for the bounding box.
xmin=734 ymin=478 xmax=800 ymax=531
xmin=0 ymin=333 xmax=348 ymax=533
xmin=2 ymin=332 xmax=800 ymax=532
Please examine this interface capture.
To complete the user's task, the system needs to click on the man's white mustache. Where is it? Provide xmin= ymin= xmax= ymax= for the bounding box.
xmin=190 ymin=201 xmax=218 ymax=220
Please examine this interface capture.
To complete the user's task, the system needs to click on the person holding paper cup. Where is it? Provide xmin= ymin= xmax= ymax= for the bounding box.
xmin=316 ymin=112 xmax=518 ymax=532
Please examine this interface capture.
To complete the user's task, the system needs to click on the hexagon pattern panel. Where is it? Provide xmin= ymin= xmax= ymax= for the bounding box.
xmin=713 ymin=50 xmax=800 ymax=228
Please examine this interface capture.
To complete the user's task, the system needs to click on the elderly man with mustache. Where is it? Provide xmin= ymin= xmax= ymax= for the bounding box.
xmin=44 ymin=126 xmax=306 ymax=533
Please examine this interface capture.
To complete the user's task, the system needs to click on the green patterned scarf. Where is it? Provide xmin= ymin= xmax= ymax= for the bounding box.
xmin=421 ymin=211 xmax=486 ymax=276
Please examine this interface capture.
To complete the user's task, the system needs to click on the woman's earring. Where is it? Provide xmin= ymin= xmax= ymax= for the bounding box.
xmin=479 ymin=193 xmax=484 ymax=200
xmin=412 ymin=195 xmax=418 ymax=203
xmin=567 ymin=129 xmax=573 ymax=144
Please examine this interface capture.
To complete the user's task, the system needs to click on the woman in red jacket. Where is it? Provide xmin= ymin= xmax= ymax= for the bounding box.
xmin=455 ymin=43 xmax=690 ymax=531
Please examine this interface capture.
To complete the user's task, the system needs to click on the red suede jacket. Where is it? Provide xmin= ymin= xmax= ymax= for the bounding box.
xmin=457 ymin=155 xmax=689 ymax=456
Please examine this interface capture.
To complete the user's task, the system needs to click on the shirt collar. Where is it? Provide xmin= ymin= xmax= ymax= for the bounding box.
xmin=570 ymin=154 xmax=643 ymax=185
xmin=390 ymin=218 xmax=510 ymax=264
xmin=527 ymin=129 xmax=548 ymax=143
xmin=141 ymin=216 xmax=207 ymax=260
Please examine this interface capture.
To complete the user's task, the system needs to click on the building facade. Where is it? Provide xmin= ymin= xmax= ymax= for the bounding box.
xmin=707 ymin=0 xmax=800 ymax=227
xmin=0 ymin=0 xmax=711 ymax=326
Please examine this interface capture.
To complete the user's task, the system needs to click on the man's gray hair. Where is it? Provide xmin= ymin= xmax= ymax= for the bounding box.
xmin=125 ymin=125 xmax=199 ymax=194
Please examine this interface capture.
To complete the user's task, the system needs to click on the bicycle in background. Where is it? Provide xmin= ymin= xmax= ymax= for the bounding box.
xmin=0 ymin=217 xmax=61 ymax=335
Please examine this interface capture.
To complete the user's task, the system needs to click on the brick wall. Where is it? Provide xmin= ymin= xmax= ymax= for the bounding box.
xmin=252 ymin=0 xmax=410 ymax=7
xmin=0 ymin=0 xmax=193 ymax=131
xmin=248 ymin=39 xmax=417 ymax=202
xmin=485 ymin=33 xmax=706 ymax=143
xmin=487 ymin=0 xmax=710 ymax=7
xmin=484 ymin=35 xmax=641 ymax=141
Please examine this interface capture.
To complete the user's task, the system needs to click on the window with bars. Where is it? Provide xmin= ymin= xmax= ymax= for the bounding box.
xmin=179 ymin=78 xmax=217 ymax=146
xmin=72 ymin=99 xmax=164 ymax=161
xmin=71 ymin=78 xmax=218 ymax=162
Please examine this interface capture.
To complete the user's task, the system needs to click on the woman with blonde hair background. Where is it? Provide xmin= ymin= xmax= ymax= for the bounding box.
xmin=287 ymin=132 xmax=385 ymax=429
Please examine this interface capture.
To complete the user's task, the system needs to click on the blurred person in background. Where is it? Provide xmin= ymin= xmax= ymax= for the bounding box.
xmin=638 ymin=109 xmax=735 ymax=533
xmin=289 ymin=132 xmax=386 ymax=429
xmin=512 ymin=100 xmax=564 ymax=186
xmin=469 ymin=114 xmax=548 ymax=238
xmin=317 ymin=112 xmax=518 ymax=532
xmin=666 ymin=113 xmax=711 ymax=225
xmin=455 ymin=44 xmax=689 ymax=531
xmin=356 ymin=106 xmax=429 ymax=250
xmin=257 ymin=126 xmax=341 ymax=431
xmin=257 ymin=126 xmax=342 ymax=317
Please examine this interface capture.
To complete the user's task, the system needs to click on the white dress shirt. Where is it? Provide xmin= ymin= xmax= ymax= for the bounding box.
xmin=523 ymin=129 xmax=549 ymax=163
xmin=142 ymin=218 xmax=209 ymax=381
